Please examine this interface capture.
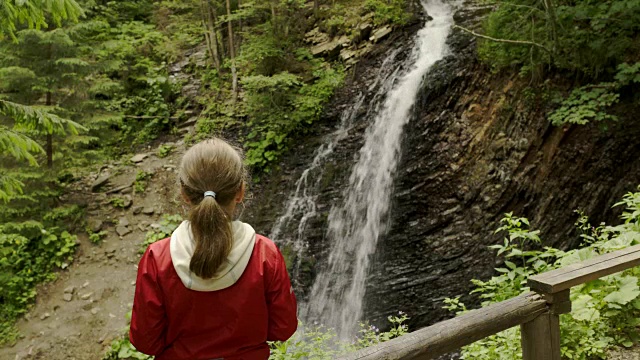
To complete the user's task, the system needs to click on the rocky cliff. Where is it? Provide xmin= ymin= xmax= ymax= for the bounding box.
xmin=245 ymin=0 xmax=640 ymax=332
xmin=365 ymin=4 xmax=640 ymax=329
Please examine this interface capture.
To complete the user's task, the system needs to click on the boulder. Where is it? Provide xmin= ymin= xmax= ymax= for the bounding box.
xmin=123 ymin=195 xmax=133 ymax=209
xmin=116 ymin=226 xmax=131 ymax=237
xmin=311 ymin=36 xmax=350 ymax=60
xmin=91 ymin=175 xmax=111 ymax=192
xmin=352 ymin=22 xmax=373 ymax=44
xmin=130 ymin=154 xmax=148 ymax=163
xmin=370 ymin=26 xmax=392 ymax=43
xmin=87 ymin=219 xmax=103 ymax=233
xmin=304 ymin=27 xmax=330 ymax=45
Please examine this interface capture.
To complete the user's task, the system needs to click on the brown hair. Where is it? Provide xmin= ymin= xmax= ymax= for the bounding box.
xmin=179 ymin=138 xmax=246 ymax=279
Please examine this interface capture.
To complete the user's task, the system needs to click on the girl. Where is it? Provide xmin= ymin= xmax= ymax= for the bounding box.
xmin=130 ymin=138 xmax=298 ymax=360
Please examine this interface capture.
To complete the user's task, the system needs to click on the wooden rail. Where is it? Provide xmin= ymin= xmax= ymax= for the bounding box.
xmin=339 ymin=244 xmax=640 ymax=360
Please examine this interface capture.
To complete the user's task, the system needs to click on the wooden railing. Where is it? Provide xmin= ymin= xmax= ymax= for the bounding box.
xmin=340 ymin=244 xmax=640 ymax=360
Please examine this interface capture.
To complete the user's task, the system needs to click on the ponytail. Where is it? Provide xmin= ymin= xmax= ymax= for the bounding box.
xmin=178 ymin=138 xmax=247 ymax=280
xmin=188 ymin=196 xmax=233 ymax=279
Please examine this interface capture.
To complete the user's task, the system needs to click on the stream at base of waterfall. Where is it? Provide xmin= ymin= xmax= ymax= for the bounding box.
xmin=270 ymin=0 xmax=455 ymax=339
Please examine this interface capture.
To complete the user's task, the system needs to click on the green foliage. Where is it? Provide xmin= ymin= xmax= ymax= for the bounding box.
xmin=478 ymin=0 xmax=640 ymax=77
xmin=549 ymin=63 xmax=640 ymax=126
xmin=364 ymin=0 xmax=410 ymax=26
xmin=0 ymin=121 xmax=41 ymax=164
xmin=109 ymin=196 xmax=127 ymax=208
xmin=242 ymin=61 xmax=344 ymax=170
xmin=0 ymin=0 xmax=83 ymax=40
xmin=549 ymin=84 xmax=619 ymax=126
xmin=445 ymin=187 xmax=640 ymax=359
xmin=134 ymin=171 xmax=152 ymax=194
xmin=89 ymin=230 xmax=107 ymax=244
xmin=156 ymin=144 xmax=173 ymax=158
xmin=140 ymin=214 xmax=182 ymax=252
xmin=104 ymin=336 xmax=153 ymax=360
xmin=0 ymin=221 xmax=77 ymax=345
xmin=268 ymin=313 xmax=408 ymax=359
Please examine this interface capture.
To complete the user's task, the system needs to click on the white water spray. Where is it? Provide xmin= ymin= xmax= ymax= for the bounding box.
xmin=269 ymin=51 xmax=401 ymax=285
xmin=302 ymin=0 xmax=454 ymax=338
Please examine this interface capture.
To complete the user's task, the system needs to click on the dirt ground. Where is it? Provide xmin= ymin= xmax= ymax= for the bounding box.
xmin=0 ymin=141 xmax=185 ymax=360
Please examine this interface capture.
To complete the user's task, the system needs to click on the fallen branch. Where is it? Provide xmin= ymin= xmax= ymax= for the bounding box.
xmin=453 ymin=25 xmax=552 ymax=54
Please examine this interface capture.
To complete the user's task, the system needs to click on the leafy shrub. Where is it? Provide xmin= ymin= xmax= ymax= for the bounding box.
xmin=140 ymin=214 xmax=183 ymax=252
xmin=477 ymin=0 xmax=640 ymax=78
xmin=445 ymin=187 xmax=640 ymax=359
xmin=364 ymin=0 xmax=410 ymax=26
xmin=0 ymin=222 xmax=77 ymax=344
xmin=242 ymin=59 xmax=344 ymax=171
xmin=134 ymin=171 xmax=153 ymax=194
xmin=549 ymin=62 xmax=640 ymax=126
xmin=89 ymin=230 xmax=108 ymax=244
xmin=109 ymin=197 xmax=127 ymax=208
xmin=156 ymin=144 xmax=174 ymax=158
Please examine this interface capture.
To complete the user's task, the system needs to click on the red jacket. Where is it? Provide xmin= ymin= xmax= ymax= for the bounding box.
xmin=129 ymin=234 xmax=298 ymax=359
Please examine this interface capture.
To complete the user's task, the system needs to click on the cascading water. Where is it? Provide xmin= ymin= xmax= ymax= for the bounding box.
xmin=268 ymin=93 xmax=365 ymax=286
xmin=272 ymin=0 xmax=454 ymax=339
xmin=269 ymin=50 xmax=401 ymax=285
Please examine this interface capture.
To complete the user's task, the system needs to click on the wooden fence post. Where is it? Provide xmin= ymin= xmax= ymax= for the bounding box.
xmin=521 ymin=289 xmax=570 ymax=360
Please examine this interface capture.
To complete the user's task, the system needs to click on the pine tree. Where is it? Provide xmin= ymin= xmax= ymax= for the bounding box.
xmin=0 ymin=0 xmax=84 ymax=199
xmin=0 ymin=28 xmax=87 ymax=168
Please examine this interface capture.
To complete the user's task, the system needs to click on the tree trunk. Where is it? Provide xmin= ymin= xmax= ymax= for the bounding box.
xmin=201 ymin=0 xmax=221 ymax=71
xmin=271 ymin=3 xmax=277 ymax=36
xmin=542 ymin=0 xmax=558 ymax=54
xmin=237 ymin=0 xmax=242 ymax=48
xmin=226 ymin=0 xmax=238 ymax=96
xmin=46 ymin=91 xmax=53 ymax=168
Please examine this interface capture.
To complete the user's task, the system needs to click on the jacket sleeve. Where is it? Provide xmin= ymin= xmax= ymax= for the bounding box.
xmin=266 ymin=248 xmax=298 ymax=341
xmin=129 ymin=246 xmax=167 ymax=355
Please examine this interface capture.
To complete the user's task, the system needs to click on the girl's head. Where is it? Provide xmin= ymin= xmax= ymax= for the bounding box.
xmin=179 ymin=138 xmax=247 ymax=279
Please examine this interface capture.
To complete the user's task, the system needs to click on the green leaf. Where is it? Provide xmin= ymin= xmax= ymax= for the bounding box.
xmin=571 ymin=294 xmax=600 ymax=321
xmin=604 ymin=276 xmax=640 ymax=305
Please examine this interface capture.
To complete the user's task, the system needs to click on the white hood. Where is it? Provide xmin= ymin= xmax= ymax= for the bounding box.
xmin=170 ymin=220 xmax=256 ymax=291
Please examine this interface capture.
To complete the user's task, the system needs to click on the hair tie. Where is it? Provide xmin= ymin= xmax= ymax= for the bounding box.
xmin=204 ymin=191 xmax=217 ymax=199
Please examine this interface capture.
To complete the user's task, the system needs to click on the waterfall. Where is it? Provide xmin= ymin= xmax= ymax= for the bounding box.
xmin=272 ymin=0 xmax=454 ymax=339
xmin=269 ymin=51 xmax=401 ymax=285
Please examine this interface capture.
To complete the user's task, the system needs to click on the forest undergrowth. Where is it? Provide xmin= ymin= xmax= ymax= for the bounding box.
xmin=0 ymin=0 xmax=411 ymax=350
